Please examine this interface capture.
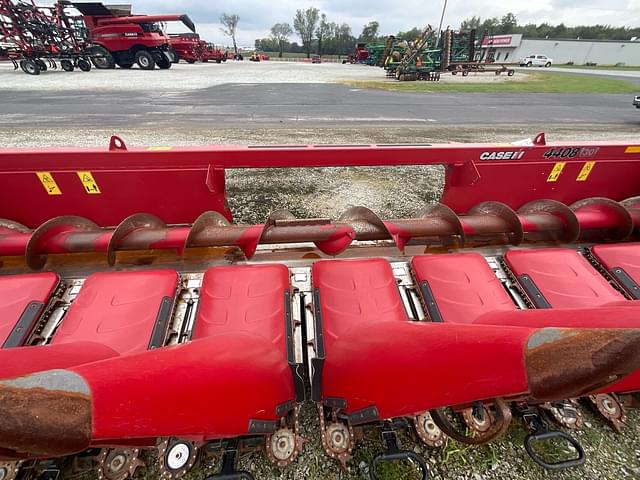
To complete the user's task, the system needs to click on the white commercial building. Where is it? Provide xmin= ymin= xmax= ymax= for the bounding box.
xmin=479 ymin=34 xmax=640 ymax=65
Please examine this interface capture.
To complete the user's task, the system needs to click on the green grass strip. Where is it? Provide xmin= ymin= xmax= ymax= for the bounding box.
xmin=340 ymin=71 xmax=639 ymax=94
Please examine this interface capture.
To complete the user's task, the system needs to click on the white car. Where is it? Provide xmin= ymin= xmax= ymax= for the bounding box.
xmin=520 ymin=54 xmax=553 ymax=67
xmin=634 ymin=95 xmax=640 ymax=109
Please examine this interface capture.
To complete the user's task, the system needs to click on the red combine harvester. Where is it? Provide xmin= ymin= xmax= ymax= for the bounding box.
xmin=168 ymin=33 xmax=224 ymax=64
xmin=2 ymin=135 xmax=640 ymax=478
xmin=71 ymin=2 xmax=195 ymax=70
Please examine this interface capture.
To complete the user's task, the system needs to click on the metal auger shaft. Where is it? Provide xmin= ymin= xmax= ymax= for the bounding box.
xmin=0 ymin=197 xmax=639 ymax=270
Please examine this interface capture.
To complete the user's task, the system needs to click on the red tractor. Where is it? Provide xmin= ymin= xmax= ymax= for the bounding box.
xmin=344 ymin=42 xmax=369 ymax=64
xmin=71 ymin=2 xmax=195 ymax=70
xmin=200 ymin=42 xmax=225 ymax=63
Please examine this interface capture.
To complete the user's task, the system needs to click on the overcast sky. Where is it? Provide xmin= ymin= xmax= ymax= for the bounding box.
xmin=134 ymin=0 xmax=640 ymax=47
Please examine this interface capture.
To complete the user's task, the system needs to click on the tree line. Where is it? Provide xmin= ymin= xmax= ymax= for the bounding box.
xmin=256 ymin=9 xmax=354 ymax=57
xmin=461 ymin=13 xmax=640 ymax=41
xmin=230 ymin=8 xmax=640 ymax=58
xmin=255 ymin=11 xmax=432 ymax=58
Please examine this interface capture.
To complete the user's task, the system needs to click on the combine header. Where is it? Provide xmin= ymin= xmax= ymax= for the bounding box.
xmin=2 ymin=135 xmax=640 ymax=478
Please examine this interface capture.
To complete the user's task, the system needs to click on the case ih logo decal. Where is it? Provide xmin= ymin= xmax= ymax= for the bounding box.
xmin=479 ymin=150 xmax=526 ymax=160
xmin=543 ymin=147 xmax=600 ymax=159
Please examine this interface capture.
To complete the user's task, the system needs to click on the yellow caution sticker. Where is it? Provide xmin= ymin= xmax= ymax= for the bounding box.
xmin=576 ymin=161 xmax=595 ymax=182
xmin=76 ymin=171 xmax=101 ymax=194
xmin=36 ymin=171 xmax=62 ymax=195
xmin=146 ymin=146 xmax=173 ymax=151
xmin=546 ymin=162 xmax=566 ymax=182
xmin=625 ymin=146 xmax=640 ymax=154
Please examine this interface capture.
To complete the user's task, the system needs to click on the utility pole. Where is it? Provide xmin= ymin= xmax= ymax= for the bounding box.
xmin=434 ymin=0 xmax=448 ymax=47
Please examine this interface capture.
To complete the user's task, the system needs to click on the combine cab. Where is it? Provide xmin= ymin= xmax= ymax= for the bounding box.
xmin=2 ymin=135 xmax=640 ymax=477
xmin=72 ymin=2 xmax=195 ymax=70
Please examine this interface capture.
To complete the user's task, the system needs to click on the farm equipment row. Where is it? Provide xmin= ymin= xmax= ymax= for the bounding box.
xmin=0 ymin=0 xmax=92 ymax=75
xmin=2 ymin=136 xmax=640 ymax=479
xmin=0 ymin=0 xmax=232 ymax=74
xmin=348 ymin=27 xmax=515 ymax=81
xmin=168 ymin=33 xmax=226 ymax=64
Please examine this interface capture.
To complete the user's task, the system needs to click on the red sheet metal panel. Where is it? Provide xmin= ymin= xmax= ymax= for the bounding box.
xmin=312 ymin=258 xmax=530 ymax=416
xmin=193 ymin=264 xmax=289 ymax=357
xmin=0 ymin=167 xmax=229 ymax=227
xmin=312 ymin=258 xmax=407 ymax=330
xmin=74 ymin=333 xmax=295 ymax=441
xmin=0 ymin=272 xmax=58 ymax=346
xmin=0 ymin=139 xmax=639 ymax=227
xmin=411 ymin=253 xmax=516 ymax=323
xmin=592 ymin=243 xmax=640 ymax=276
xmin=505 ymin=249 xmax=623 ymax=308
xmin=0 ymin=342 xmax=119 ymax=379
xmin=57 ymin=265 xmax=295 ymax=442
xmin=52 ymin=270 xmax=178 ymax=355
xmin=472 ymin=305 xmax=640 ymax=395
xmin=442 ymin=151 xmax=640 ymax=212
xmin=473 ymin=305 xmax=640 ymax=328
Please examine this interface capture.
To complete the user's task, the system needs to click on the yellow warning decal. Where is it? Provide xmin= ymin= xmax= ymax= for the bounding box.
xmin=36 ymin=171 xmax=62 ymax=195
xmin=576 ymin=161 xmax=595 ymax=182
xmin=146 ymin=146 xmax=173 ymax=151
xmin=625 ymin=146 xmax=640 ymax=154
xmin=76 ymin=171 xmax=101 ymax=194
xmin=546 ymin=162 xmax=566 ymax=182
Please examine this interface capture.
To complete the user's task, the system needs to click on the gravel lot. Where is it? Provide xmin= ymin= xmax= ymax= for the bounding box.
xmin=0 ymin=60 xmax=525 ymax=92
xmin=2 ymin=60 xmax=639 ymax=480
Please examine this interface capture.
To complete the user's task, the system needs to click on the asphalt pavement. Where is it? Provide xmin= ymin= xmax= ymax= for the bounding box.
xmin=1 ymin=82 xmax=639 ymax=128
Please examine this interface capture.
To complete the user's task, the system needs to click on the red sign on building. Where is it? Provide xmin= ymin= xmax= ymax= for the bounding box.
xmin=481 ymin=35 xmax=514 ymax=47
